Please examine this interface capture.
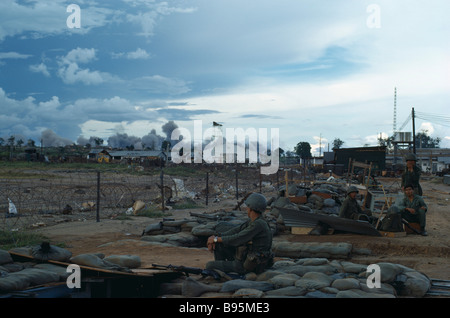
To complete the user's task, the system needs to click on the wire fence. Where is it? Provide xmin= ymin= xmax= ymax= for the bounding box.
xmin=0 ymin=163 xmax=310 ymax=233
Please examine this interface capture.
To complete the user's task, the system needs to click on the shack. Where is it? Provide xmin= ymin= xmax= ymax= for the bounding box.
xmin=334 ymin=146 xmax=386 ymax=172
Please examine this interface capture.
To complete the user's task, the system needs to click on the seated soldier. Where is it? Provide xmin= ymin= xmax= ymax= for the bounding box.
xmin=339 ymin=186 xmax=372 ymax=222
xmin=396 ymin=183 xmax=428 ymax=236
xmin=205 ymin=193 xmax=273 ymax=275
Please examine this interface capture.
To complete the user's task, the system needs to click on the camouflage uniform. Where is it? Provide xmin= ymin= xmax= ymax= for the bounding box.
xmin=205 ymin=216 xmax=273 ymax=274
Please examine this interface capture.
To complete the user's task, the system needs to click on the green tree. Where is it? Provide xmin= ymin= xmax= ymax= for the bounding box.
xmin=332 ymin=138 xmax=344 ymax=150
xmin=415 ymin=131 xmax=440 ymax=148
xmin=294 ymin=142 xmax=312 ymax=159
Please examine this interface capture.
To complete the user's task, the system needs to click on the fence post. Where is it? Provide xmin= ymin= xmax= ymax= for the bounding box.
xmin=235 ymin=163 xmax=239 ymax=200
xmin=259 ymin=165 xmax=262 ymax=193
xmin=160 ymin=169 xmax=165 ymax=212
xmin=96 ymin=171 xmax=100 ymax=222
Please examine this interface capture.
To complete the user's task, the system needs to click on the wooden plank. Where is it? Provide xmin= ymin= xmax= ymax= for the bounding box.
xmin=291 ymin=227 xmax=314 ymax=235
xmin=404 ymin=222 xmax=421 ymax=234
xmin=352 ymin=161 xmax=371 ymax=169
xmin=8 ymin=251 xmax=151 ymax=277
xmin=291 ymin=227 xmax=334 ymax=235
xmin=289 ymin=196 xmax=307 ymax=204
xmin=379 ymin=231 xmax=407 ymax=238
xmin=311 ymin=191 xmax=332 ymax=199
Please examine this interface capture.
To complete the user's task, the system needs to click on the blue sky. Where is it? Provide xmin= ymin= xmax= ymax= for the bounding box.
xmin=1 ymin=0 xmax=449 ymax=154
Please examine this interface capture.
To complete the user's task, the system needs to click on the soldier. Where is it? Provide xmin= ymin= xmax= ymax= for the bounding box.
xmin=397 ymin=184 xmax=428 ymax=236
xmin=402 ymin=153 xmax=422 ymax=196
xmin=339 ymin=186 xmax=373 ymax=221
xmin=205 ymin=193 xmax=273 ymax=275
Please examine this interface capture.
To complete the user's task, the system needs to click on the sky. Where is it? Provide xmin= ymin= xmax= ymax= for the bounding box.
xmin=0 ymin=0 xmax=449 ymax=155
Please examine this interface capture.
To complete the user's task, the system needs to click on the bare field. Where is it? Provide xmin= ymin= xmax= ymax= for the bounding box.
xmin=3 ymin=166 xmax=450 ymax=281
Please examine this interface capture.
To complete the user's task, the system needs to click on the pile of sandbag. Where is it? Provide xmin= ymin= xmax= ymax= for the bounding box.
xmin=158 ymin=257 xmax=431 ymax=298
xmin=0 ymin=244 xmax=142 ymax=293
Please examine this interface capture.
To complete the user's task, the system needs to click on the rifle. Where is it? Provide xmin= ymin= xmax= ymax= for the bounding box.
xmin=401 ymin=218 xmax=421 ymax=235
xmin=151 ymin=264 xmax=221 ymax=280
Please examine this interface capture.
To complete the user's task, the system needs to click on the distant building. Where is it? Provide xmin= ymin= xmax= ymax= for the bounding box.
xmin=333 ymin=146 xmax=387 ymax=171
xmin=87 ymin=149 xmax=168 ymax=165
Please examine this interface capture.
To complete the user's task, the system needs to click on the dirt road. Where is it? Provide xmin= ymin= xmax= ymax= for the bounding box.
xmin=34 ymin=177 xmax=450 ymax=280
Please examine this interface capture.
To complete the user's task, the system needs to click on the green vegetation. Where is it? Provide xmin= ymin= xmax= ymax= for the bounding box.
xmin=0 ymin=230 xmax=48 ymax=250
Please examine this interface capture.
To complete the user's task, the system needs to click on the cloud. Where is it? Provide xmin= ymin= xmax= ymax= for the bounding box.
xmin=131 ymin=75 xmax=191 ymax=95
xmin=0 ymin=0 xmax=115 ymax=42
xmin=56 ymin=48 xmax=120 ymax=85
xmin=112 ymin=48 xmax=151 ymax=60
xmin=0 ymin=52 xmax=32 ymax=59
xmin=29 ymin=63 xmax=50 ymax=77
xmin=125 ymin=1 xmax=196 ymax=37
xmin=0 ymin=51 xmax=32 ymax=66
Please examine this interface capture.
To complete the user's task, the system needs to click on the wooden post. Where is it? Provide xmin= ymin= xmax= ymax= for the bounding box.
xmin=259 ymin=165 xmax=262 ymax=193
xmin=285 ymin=170 xmax=289 ymax=197
xmin=235 ymin=163 xmax=239 ymax=200
xmin=96 ymin=171 xmax=100 ymax=222
xmin=160 ymin=170 xmax=165 ymax=211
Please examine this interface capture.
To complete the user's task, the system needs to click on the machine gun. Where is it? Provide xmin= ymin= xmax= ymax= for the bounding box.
xmin=151 ymin=264 xmax=222 ymax=280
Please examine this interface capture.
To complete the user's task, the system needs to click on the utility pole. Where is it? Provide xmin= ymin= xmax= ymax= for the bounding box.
xmin=412 ymin=107 xmax=416 ymax=154
xmin=319 ymin=133 xmax=322 ymax=157
xmin=393 ymin=87 xmax=398 ymax=169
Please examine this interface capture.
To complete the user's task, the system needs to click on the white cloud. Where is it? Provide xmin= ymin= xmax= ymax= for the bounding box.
xmin=126 ymin=48 xmax=151 ymax=60
xmin=112 ymin=48 xmax=151 ymax=60
xmin=0 ymin=52 xmax=32 ymax=59
xmin=63 ymin=47 xmax=97 ymax=64
xmin=132 ymin=75 xmax=191 ymax=95
xmin=56 ymin=48 xmax=119 ymax=85
xmin=29 ymin=63 xmax=50 ymax=77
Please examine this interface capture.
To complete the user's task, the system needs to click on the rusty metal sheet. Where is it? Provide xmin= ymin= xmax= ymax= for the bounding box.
xmin=278 ymin=207 xmax=381 ymax=236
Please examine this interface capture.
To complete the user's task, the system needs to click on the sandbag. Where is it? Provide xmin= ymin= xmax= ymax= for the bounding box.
xmin=104 ymin=255 xmax=141 ymax=269
xmin=0 ymin=249 xmax=13 ymax=265
xmin=31 ymin=242 xmax=72 ymax=262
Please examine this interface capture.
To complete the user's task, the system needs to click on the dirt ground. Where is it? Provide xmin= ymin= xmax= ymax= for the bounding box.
xmin=33 ymin=177 xmax=450 ymax=281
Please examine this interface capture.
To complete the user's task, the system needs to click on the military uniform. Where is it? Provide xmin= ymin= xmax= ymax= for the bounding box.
xmin=402 ymin=165 xmax=423 ymax=196
xmin=396 ymin=193 xmax=428 ymax=231
xmin=339 ymin=196 xmax=372 ymax=220
xmin=206 ymin=216 xmax=273 ymax=274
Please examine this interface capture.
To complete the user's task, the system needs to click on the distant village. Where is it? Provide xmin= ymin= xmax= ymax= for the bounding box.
xmin=2 ymin=141 xmax=450 ymax=177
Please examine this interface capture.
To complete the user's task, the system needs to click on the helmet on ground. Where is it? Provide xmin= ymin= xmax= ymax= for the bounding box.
xmin=405 ymin=153 xmax=417 ymax=161
xmin=244 ymin=193 xmax=267 ymax=213
xmin=347 ymin=186 xmax=359 ymax=194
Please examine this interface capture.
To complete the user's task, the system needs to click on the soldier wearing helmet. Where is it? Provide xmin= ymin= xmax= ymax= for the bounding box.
xmin=206 ymin=193 xmax=273 ymax=274
xmin=339 ymin=186 xmax=373 ymax=221
xmin=401 ymin=153 xmax=422 ymax=196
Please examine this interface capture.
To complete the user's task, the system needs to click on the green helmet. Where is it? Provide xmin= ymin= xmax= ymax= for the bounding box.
xmin=405 ymin=153 xmax=417 ymax=161
xmin=244 ymin=193 xmax=267 ymax=213
xmin=347 ymin=186 xmax=359 ymax=195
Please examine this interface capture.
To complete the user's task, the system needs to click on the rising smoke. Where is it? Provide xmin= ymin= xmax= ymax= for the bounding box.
xmin=41 ymin=129 xmax=74 ymax=147
xmin=105 ymin=121 xmax=177 ymax=149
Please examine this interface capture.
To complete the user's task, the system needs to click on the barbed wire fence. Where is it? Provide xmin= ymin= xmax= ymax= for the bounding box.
xmin=1 ymin=164 xmax=307 ymax=236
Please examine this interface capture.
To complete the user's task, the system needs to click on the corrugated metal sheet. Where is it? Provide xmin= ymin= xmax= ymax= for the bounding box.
xmin=278 ymin=207 xmax=381 ymax=236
